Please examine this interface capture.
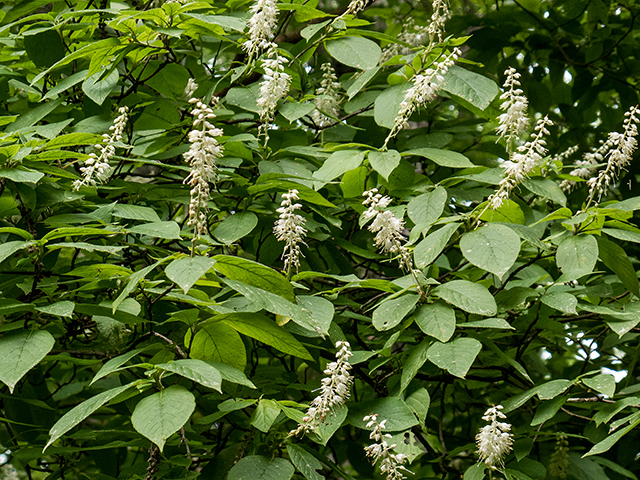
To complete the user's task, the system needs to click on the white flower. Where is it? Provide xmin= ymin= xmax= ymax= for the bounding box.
xmin=476 ymin=405 xmax=513 ymax=469
xmin=274 ymin=189 xmax=307 ymax=276
xmin=73 ymin=106 xmax=128 ymax=190
xmin=585 ymin=105 xmax=640 ymax=207
xmin=487 ymin=115 xmax=553 ymax=210
xmin=362 ymin=189 xmax=413 ymax=272
xmin=184 ymin=78 xmax=198 ymax=98
xmin=0 ymin=464 xmax=19 ymax=480
xmin=363 ymin=413 xmax=413 ymax=480
xmin=290 ymin=341 xmax=353 ymax=436
xmin=183 ymin=97 xmax=224 ymax=239
xmin=495 ymin=67 xmax=529 ymax=146
xmin=257 ymin=44 xmax=291 ymax=135
xmin=383 ymin=48 xmax=460 ymax=149
xmin=427 ymin=0 xmax=450 ymax=43
xmin=242 ymin=0 xmax=278 ymax=59
xmin=381 ymin=18 xmax=429 ymax=63
xmin=312 ymin=63 xmax=342 ymax=127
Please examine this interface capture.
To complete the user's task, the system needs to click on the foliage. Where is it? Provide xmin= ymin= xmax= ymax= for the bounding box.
xmin=0 ymin=0 xmax=640 ymax=479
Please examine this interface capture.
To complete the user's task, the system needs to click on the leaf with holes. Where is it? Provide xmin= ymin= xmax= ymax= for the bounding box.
xmin=372 ymin=294 xmax=420 ymax=331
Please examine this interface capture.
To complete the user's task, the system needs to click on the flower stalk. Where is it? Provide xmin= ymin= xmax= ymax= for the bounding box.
xmin=274 ymin=189 xmax=307 ymax=278
xmin=476 ymin=405 xmax=513 ymax=470
xmin=364 ymin=414 xmax=412 ymax=480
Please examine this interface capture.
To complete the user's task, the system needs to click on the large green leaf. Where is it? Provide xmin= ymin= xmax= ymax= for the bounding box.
xmin=82 ymin=69 xmax=119 ymax=105
xmin=0 ymin=330 xmax=55 ymax=393
xmin=414 ymin=301 xmax=456 ymax=342
xmin=400 ymin=339 xmax=430 ymax=392
xmin=45 ymin=382 xmax=138 ymax=451
xmin=165 ymin=256 xmax=216 ymax=294
xmin=414 ymin=223 xmax=460 ymax=269
xmin=250 ymin=399 xmax=282 ymax=433
xmin=583 ymin=374 xmax=616 ymax=398
xmin=0 ymin=240 xmax=31 ymax=265
xmin=217 ymin=313 xmax=313 ymax=360
xmin=407 ymin=187 xmax=447 ymax=226
xmin=213 ymin=212 xmax=258 ymax=244
xmin=372 ymin=294 xmax=420 ymax=331
xmin=522 ymin=178 xmax=567 ymax=206
xmin=325 ymin=36 xmax=381 ymax=70
xmin=426 ymin=337 xmax=482 ymax=378
xmin=368 ymin=150 xmax=401 ymax=180
xmin=441 ymin=66 xmax=499 ymax=110
xmin=556 ymin=234 xmax=598 ymax=278
xmin=460 ymin=223 xmax=521 ymax=279
xmin=434 ymin=280 xmax=497 ymax=316
xmin=131 ymin=385 xmax=196 ymax=451
xmin=348 ymin=397 xmax=418 ymax=431
xmin=155 ymin=359 xmax=222 ymax=392
xmin=583 ymin=415 xmax=640 ymax=457
xmin=213 ymin=255 xmax=295 ymax=302
xmin=313 ymin=150 xmax=365 ymax=183
xmin=228 ymin=456 xmax=294 ymax=480
xmin=403 ymin=148 xmax=475 ymax=168
xmin=374 ymin=83 xmax=407 ymax=129
xmin=596 ymin=236 xmax=640 ymax=297
xmin=287 ymin=444 xmax=324 ymax=480
xmin=187 ymin=322 xmax=247 ymax=371
xmin=128 ymin=221 xmax=181 ymax=240
xmin=91 ymin=347 xmax=149 ymax=385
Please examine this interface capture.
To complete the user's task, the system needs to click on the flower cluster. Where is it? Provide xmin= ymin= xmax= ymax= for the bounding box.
xmin=257 ymin=45 xmax=291 ymax=136
xmin=290 ymin=341 xmax=353 ymax=436
xmin=585 ymin=105 xmax=640 ymax=207
xmin=183 ymin=97 xmax=224 ymax=239
xmin=559 ymin=142 xmax=607 ymax=192
xmin=496 ymin=67 xmax=529 ymax=147
xmin=73 ymin=106 xmax=128 ymax=190
xmin=427 ymin=0 xmax=450 ymax=43
xmin=383 ymin=48 xmax=460 ymax=149
xmin=184 ymin=78 xmax=198 ymax=98
xmin=476 ymin=405 xmax=513 ymax=469
xmin=363 ymin=189 xmax=413 ymax=272
xmin=332 ymin=0 xmax=369 ymax=25
xmin=312 ymin=63 xmax=342 ymax=127
xmin=548 ymin=434 xmax=569 ymax=479
xmin=0 ymin=464 xmax=18 ymax=480
xmin=274 ymin=189 xmax=307 ymax=277
xmin=488 ymin=115 xmax=553 ymax=209
xmin=364 ymin=414 xmax=412 ymax=480
xmin=242 ymin=0 xmax=278 ymax=59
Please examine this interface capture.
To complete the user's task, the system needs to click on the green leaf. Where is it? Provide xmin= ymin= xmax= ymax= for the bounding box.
xmin=522 ymin=178 xmax=567 ymax=206
xmin=0 ymin=241 xmax=30 ymax=265
xmin=583 ymin=416 xmax=640 ymax=457
xmin=128 ymin=221 xmax=181 ymax=240
xmin=479 ymin=199 xmax=526 ymax=224
xmin=464 ymin=464 xmax=486 ymax=480
xmin=596 ymin=236 xmax=640 ymax=298
xmin=314 ymin=405 xmax=348 ymax=446
xmin=221 ymin=278 xmax=323 ymax=334
xmin=301 ymin=20 xmax=331 ymax=41
xmin=403 ymin=148 xmax=475 ymax=168
xmin=540 ymin=292 xmax=577 ymax=314
xmin=91 ymin=347 xmax=150 ymax=385
xmin=372 ymin=294 xmax=420 ymax=331
xmin=0 ymin=330 xmax=55 ymax=393
xmin=460 ymin=223 xmax=521 ymax=279
xmin=325 ymin=37 xmax=381 ymax=70
xmin=113 ymin=258 xmax=166 ymax=312
xmin=226 ymin=85 xmax=261 ymax=113
xmin=296 ymin=296 xmax=334 ymax=336
xmin=187 ymin=322 xmax=247 ymax=372
xmin=556 ymin=235 xmax=598 ymax=278
xmin=348 ymin=397 xmax=418 ymax=431
xmin=165 ymin=256 xmax=216 ymax=294
xmin=414 ymin=301 xmax=456 ymax=342
xmin=405 ymin=387 xmax=430 ymax=425
xmin=407 ymin=187 xmax=447 ymax=226
xmin=113 ymin=205 xmax=161 ymax=223
xmin=213 ymin=255 xmax=295 ymax=302
xmin=183 ymin=13 xmax=246 ymax=32
xmin=287 ymin=444 xmax=323 ymax=480
xmin=213 ymin=212 xmax=258 ymax=244
xmin=481 ymin=337 xmax=532 ymax=383
xmin=280 ymin=102 xmax=316 ymax=122
xmin=7 ymin=98 xmax=63 ymax=132
xmin=35 ymin=301 xmax=74 ymax=317
xmin=374 ymin=83 xmax=407 ymax=129
xmin=434 ymin=280 xmax=497 ymax=316
xmin=426 ymin=337 xmax=482 ymax=378
xmin=82 ymin=69 xmax=119 ymax=105
xmin=45 ymin=383 xmax=137 ymax=451
xmin=228 ymin=456 xmax=294 ymax=480
xmin=0 ymin=168 xmax=44 ymax=184
xmin=44 ymin=132 xmax=101 ymax=149
xmin=536 ymin=379 xmax=573 ymax=400
xmin=603 ymin=227 xmax=640 ymax=244
xmin=313 ymin=150 xmax=365 ymax=183
xmin=414 ymin=223 xmax=460 ymax=269
xmin=218 ymin=313 xmax=313 ymax=360
xmin=131 ymin=385 xmax=196 ymax=451
xmin=583 ymin=374 xmax=616 ymax=398
xmin=250 ymin=399 xmax=282 ymax=433
xmin=368 ymin=150 xmax=401 ymax=180
xmin=346 ymin=67 xmax=379 ymax=99
xmin=441 ymin=66 xmax=499 ymax=110
xmin=156 ymin=359 xmax=222 ymax=392
xmin=458 ymin=318 xmax=514 ymax=329
xmin=206 ymin=361 xmax=255 ymax=388
xmin=400 ymin=339 xmax=429 ymax=392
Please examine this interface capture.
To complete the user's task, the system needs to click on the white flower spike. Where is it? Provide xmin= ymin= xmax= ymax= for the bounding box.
xmin=290 ymin=341 xmax=353 ymax=436
xmin=183 ymin=97 xmax=224 ymax=240
xmin=364 ymin=413 xmax=413 ymax=480
xmin=274 ymin=189 xmax=307 ymax=277
xmin=242 ymin=0 xmax=278 ymax=60
xmin=476 ymin=405 xmax=513 ymax=469
xmin=73 ymin=106 xmax=128 ymax=190
xmin=496 ymin=67 xmax=529 ymax=147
